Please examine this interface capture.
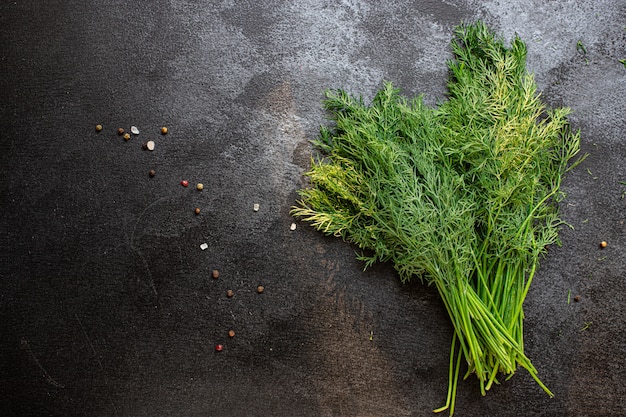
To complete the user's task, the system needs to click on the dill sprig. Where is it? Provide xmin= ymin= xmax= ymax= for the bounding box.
xmin=292 ymin=21 xmax=584 ymax=415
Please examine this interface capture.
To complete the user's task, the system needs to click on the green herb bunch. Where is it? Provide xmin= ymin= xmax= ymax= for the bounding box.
xmin=292 ymin=22 xmax=584 ymax=415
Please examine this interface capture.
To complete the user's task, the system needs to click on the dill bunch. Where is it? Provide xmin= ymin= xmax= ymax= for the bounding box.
xmin=292 ymin=21 xmax=584 ymax=415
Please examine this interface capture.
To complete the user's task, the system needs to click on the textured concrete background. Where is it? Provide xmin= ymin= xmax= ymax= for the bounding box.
xmin=1 ymin=1 xmax=625 ymax=416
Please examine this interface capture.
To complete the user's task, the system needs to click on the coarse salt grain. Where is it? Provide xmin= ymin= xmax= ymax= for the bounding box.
xmin=146 ymin=141 xmax=155 ymax=151
xmin=200 ymin=243 xmax=208 ymax=250
xmin=253 ymin=203 xmax=260 ymax=212
xmin=290 ymin=223 xmax=297 ymax=231
xmin=131 ymin=126 xmax=140 ymax=135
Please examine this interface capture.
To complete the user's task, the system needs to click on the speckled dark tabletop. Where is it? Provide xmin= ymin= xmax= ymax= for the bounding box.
xmin=1 ymin=1 xmax=625 ymax=416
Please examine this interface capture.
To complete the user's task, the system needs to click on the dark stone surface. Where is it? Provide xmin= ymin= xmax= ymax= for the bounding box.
xmin=1 ymin=1 xmax=625 ymax=416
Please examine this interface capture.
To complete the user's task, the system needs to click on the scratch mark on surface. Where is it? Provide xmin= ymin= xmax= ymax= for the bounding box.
xmin=134 ymin=247 xmax=159 ymax=297
xmin=75 ymin=314 xmax=106 ymax=379
xmin=20 ymin=338 xmax=65 ymax=388
xmin=75 ymin=314 xmax=119 ymax=416
xmin=126 ymin=197 xmax=172 ymax=297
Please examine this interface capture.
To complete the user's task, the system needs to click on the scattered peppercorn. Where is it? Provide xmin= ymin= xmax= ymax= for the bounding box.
xmin=117 ymin=128 xmax=125 ymax=135
xmin=123 ymin=133 xmax=131 ymax=141
xmin=181 ymin=180 xmax=189 ymax=187
xmin=215 ymin=344 xmax=223 ymax=352
xmin=194 ymin=207 xmax=201 ymax=215
xmin=149 ymin=169 xmax=156 ymax=177
xmin=226 ymin=289 xmax=234 ymax=298
xmin=600 ymin=241 xmax=607 ymax=248
xmin=574 ymin=295 xmax=581 ymax=302
xmin=257 ymin=285 xmax=264 ymax=294
xmin=228 ymin=330 xmax=235 ymax=338
xmin=95 ymin=124 xmax=103 ymax=132
xmin=161 ymin=126 xmax=168 ymax=135
xmin=212 ymin=269 xmax=220 ymax=279
xmin=196 ymin=183 xmax=204 ymax=191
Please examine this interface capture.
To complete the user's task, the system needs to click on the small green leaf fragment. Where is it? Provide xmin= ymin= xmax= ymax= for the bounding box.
xmin=619 ymin=59 xmax=626 ymax=69
xmin=586 ymin=169 xmax=598 ymax=179
xmin=580 ymin=321 xmax=592 ymax=332
xmin=567 ymin=289 xmax=571 ymax=305
xmin=577 ymin=40 xmax=587 ymax=54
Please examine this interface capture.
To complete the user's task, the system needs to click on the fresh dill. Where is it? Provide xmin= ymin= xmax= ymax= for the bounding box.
xmin=293 ymin=22 xmax=584 ymax=415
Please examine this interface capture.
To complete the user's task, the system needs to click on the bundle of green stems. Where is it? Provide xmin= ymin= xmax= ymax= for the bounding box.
xmin=292 ymin=22 xmax=584 ymax=415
